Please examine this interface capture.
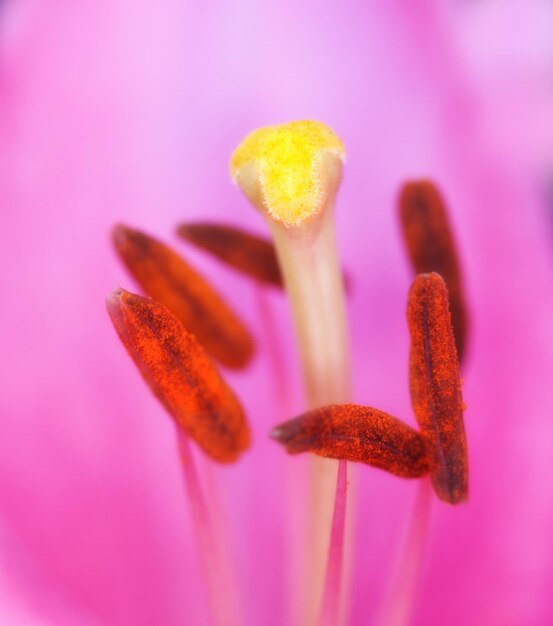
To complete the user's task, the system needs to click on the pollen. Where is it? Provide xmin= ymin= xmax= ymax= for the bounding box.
xmin=230 ymin=120 xmax=345 ymax=226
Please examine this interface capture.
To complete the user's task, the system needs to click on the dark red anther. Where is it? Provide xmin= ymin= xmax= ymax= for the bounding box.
xmin=271 ymin=404 xmax=430 ymax=478
xmin=407 ymin=272 xmax=468 ymax=503
xmin=399 ymin=180 xmax=468 ymax=362
xmin=177 ymin=221 xmax=353 ymax=294
xmin=177 ymin=222 xmax=283 ymax=287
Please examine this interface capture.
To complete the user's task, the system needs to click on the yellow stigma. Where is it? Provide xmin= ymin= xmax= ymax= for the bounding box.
xmin=230 ymin=120 xmax=345 ymax=226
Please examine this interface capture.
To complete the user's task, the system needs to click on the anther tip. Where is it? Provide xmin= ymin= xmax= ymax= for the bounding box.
xmin=106 ymin=287 xmax=124 ymax=307
xmin=106 ymin=287 xmax=142 ymax=315
xmin=112 ymin=223 xmax=130 ymax=248
xmin=269 ymin=417 xmax=303 ymax=448
xmin=105 ymin=288 xmax=129 ymax=330
xmin=269 ymin=426 xmax=284 ymax=441
xmin=176 ymin=224 xmax=191 ymax=237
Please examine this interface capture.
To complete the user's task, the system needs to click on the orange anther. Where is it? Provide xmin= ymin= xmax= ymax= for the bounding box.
xmin=106 ymin=288 xmax=250 ymax=462
xmin=271 ymin=404 xmax=430 ymax=478
xmin=112 ymin=225 xmax=254 ymax=369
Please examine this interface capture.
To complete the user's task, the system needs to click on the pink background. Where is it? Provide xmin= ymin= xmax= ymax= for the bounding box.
xmin=1 ymin=1 xmax=553 ymax=624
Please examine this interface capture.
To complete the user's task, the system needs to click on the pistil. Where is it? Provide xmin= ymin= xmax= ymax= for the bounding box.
xmin=231 ymin=120 xmax=351 ymax=626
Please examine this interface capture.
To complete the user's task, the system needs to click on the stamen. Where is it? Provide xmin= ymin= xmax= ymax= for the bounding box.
xmin=377 ymin=478 xmax=432 ymax=626
xmin=319 ymin=459 xmax=348 ymax=626
xmin=178 ymin=429 xmax=242 ymax=626
xmin=112 ymin=224 xmax=255 ymax=369
xmin=106 ymin=288 xmax=250 ymax=462
xmin=176 ymin=222 xmax=283 ymax=288
xmin=407 ymin=273 xmax=468 ymax=503
xmin=399 ymin=180 xmax=468 ymax=361
xmin=271 ymin=404 xmax=430 ymax=478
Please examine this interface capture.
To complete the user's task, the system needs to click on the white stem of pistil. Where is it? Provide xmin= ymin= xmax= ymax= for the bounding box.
xmin=268 ymin=206 xmax=351 ymax=626
xmin=269 ymin=209 xmax=350 ymax=408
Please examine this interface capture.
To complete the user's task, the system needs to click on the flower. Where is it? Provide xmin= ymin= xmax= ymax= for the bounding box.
xmin=1 ymin=2 xmax=553 ymax=626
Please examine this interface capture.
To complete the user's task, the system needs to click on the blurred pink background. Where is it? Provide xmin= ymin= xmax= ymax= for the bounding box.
xmin=1 ymin=1 xmax=553 ymax=624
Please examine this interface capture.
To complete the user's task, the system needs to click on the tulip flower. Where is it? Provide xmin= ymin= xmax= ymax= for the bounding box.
xmin=1 ymin=2 xmax=553 ymax=626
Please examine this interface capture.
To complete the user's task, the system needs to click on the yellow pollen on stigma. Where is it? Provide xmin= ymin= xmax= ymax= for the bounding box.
xmin=230 ymin=120 xmax=345 ymax=226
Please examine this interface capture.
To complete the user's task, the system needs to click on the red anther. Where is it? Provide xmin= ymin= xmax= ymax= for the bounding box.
xmin=271 ymin=404 xmax=430 ymax=478
xmin=112 ymin=224 xmax=254 ymax=369
xmin=177 ymin=222 xmax=283 ymax=288
xmin=407 ymin=273 xmax=468 ymax=503
xmin=106 ymin=288 xmax=250 ymax=462
xmin=399 ymin=180 xmax=468 ymax=362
